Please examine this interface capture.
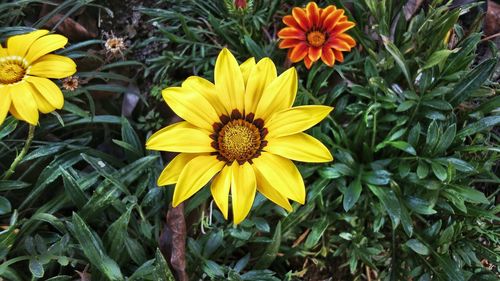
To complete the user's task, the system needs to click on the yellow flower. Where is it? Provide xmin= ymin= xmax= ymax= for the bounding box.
xmin=0 ymin=30 xmax=76 ymax=126
xmin=146 ymin=48 xmax=333 ymax=224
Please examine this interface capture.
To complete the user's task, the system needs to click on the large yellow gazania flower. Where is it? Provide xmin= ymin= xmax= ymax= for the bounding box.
xmin=0 ymin=30 xmax=76 ymax=126
xmin=146 ymin=48 xmax=333 ymax=224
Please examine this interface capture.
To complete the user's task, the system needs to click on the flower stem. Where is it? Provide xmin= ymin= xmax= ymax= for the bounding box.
xmin=3 ymin=125 xmax=35 ymax=180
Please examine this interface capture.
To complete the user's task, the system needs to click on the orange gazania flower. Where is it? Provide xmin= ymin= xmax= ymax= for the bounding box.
xmin=278 ymin=2 xmax=356 ymax=69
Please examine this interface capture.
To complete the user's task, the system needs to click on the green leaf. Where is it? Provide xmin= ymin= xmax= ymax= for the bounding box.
xmin=396 ymin=100 xmax=415 ymax=112
xmin=244 ymin=35 xmax=266 ymax=59
xmin=434 ymin=254 xmax=464 ymax=281
xmin=421 ymin=49 xmax=456 ymax=70
xmin=417 ymin=161 xmax=429 ymax=179
xmin=383 ymin=37 xmax=413 ymax=89
xmin=389 ymin=141 xmax=417 ymax=155
xmin=29 ymin=259 xmax=44 ymax=278
xmin=406 ymin=239 xmax=430 ymax=255
xmin=121 ymin=117 xmax=143 ymax=157
xmin=406 ymin=196 xmax=437 ymax=215
xmin=255 ymin=221 xmax=281 ymax=269
xmin=103 ymin=206 xmax=133 ymax=260
xmin=363 ymin=170 xmax=391 ymax=185
xmin=441 ymin=157 xmax=474 ymax=172
xmin=456 ymin=116 xmax=500 ymax=139
xmin=305 ymin=217 xmax=329 ymax=249
xmin=451 ymin=186 xmax=489 ymax=204
xmin=154 ymin=248 xmax=176 ymax=281
xmin=408 ymin=123 xmax=421 ymax=147
xmin=0 ymin=180 xmax=30 ymax=191
xmin=202 ymin=260 xmax=224 ymax=278
xmin=447 ymin=59 xmax=497 ymax=106
xmin=400 ymin=205 xmax=414 ymax=237
xmin=0 ymin=117 xmax=18 ymax=140
xmin=431 ymin=162 xmax=447 ymax=181
xmin=319 ymin=163 xmax=354 ymax=179
xmin=0 ymin=196 xmax=11 ymax=215
xmin=343 ymin=178 xmax=362 ymax=211
xmin=425 ymin=120 xmax=439 ymax=153
xmin=434 ymin=124 xmax=456 ymax=154
xmin=367 ymin=184 xmax=401 ymax=227
xmin=60 ymin=168 xmax=88 ymax=208
xmin=68 ymin=213 xmax=123 ymax=281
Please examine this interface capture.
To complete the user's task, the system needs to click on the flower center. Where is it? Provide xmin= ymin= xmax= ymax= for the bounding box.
xmin=211 ymin=110 xmax=268 ymax=164
xmin=0 ymin=57 xmax=27 ymax=84
xmin=307 ymin=31 xmax=326 ymax=47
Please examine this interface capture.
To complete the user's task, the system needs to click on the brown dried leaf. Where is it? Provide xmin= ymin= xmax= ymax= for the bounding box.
xmin=403 ymin=0 xmax=425 ymax=20
xmin=75 ymin=264 xmax=91 ymax=281
xmin=159 ymin=204 xmax=188 ymax=281
xmin=485 ymin=0 xmax=500 ymax=36
xmin=44 ymin=14 xmax=97 ymax=41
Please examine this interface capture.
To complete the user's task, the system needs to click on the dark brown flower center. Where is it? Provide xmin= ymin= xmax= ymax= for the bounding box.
xmin=307 ymin=30 xmax=327 ymax=47
xmin=211 ymin=109 xmax=268 ymax=164
xmin=0 ymin=57 xmax=27 ymax=84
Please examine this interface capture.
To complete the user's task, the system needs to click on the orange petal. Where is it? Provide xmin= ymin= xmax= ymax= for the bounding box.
xmin=324 ymin=9 xmax=344 ymax=32
xmin=306 ymin=2 xmax=320 ymax=27
xmin=330 ymin=21 xmax=356 ymax=35
xmin=304 ymin=55 xmax=313 ymax=69
xmin=283 ymin=15 xmax=302 ymax=30
xmin=292 ymin=7 xmax=310 ymax=31
xmin=320 ymin=5 xmax=336 ymax=23
xmin=333 ymin=49 xmax=344 ymax=62
xmin=278 ymin=27 xmax=306 ymax=40
xmin=337 ymin=33 xmax=356 ymax=47
xmin=308 ymin=46 xmax=322 ymax=62
xmin=321 ymin=47 xmax=335 ymax=66
xmin=279 ymin=39 xmax=302 ymax=49
xmin=328 ymin=38 xmax=351 ymax=51
xmin=289 ymin=42 xmax=308 ymax=62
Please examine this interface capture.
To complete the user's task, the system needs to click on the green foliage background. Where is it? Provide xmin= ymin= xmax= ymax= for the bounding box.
xmin=0 ymin=0 xmax=499 ymax=280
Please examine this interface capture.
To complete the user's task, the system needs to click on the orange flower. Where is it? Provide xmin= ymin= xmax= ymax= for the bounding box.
xmin=278 ymin=2 xmax=356 ymax=69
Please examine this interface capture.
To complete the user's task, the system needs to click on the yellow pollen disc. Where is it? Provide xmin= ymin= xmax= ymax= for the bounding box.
xmin=307 ymin=31 xmax=326 ymax=47
xmin=0 ymin=59 xmax=27 ymax=84
xmin=218 ymin=119 xmax=261 ymax=163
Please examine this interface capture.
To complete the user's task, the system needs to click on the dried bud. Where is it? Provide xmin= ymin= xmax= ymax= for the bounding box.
xmin=62 ymin=76 xmax=80 ymax=91
xmin=104 ymin=37 xmax=126 ymax=56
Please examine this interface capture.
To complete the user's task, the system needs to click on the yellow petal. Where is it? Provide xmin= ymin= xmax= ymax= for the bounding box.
xmin=7 ymin=30 xmax=49 ymax=57
xmin=244 ymin=58 xmax=277 ymax=114
xmin=158 ymin=153 xmax=201 ymax=186
xmin=9 ymin=104 xmax=23 ymax=121
xmin=252 ymin=152 xmax=305 ymax=204
xmin=0 ymin=45 xmax=9 ymax=56
xmin=146 ymin=121 xmax=214 ymax=153
xmin=255 ymin=168 xmax=293 ymax=212
xmin=231 ymin=162 xmax=256 ymax=224
xmin=240 ymin=57 xmax=255 ymax=86
xmin=0 ymin=87 xmax=12 ymax=125
xmin=265 ymin=133 xmax=333 ymax=163
xmin=162 ymin=87 xmax=219 ymax=131
xmin=215 ymin=48 xmax=245 ymax=112
xmin=29 ymin=83 xmax=55 ymax=113
xmin=173 ymin=155 xmax=225 ymax=206
xmin=24 ymin=34 xmax=68 ymax=63
xmin=182 ymin=76 xmax=227 ymax=116
xmin=10 ymin=83 xmax=39 ymax=125
xmin=210 ymin=165 xmax=232 ymax=219
xmin=254 ymin=67 xmax=298 ymax=120
xmin=25 ymin=76 xmax=64 ymax=109
xmin=28 ymin=54 xmax=76 ymax=79
xmin=266 ymin=105 xmax=333 ymax=138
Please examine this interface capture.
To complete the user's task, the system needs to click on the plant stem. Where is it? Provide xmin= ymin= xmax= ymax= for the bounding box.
xmin=3 ymin=125 xmax=35 ymax=180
